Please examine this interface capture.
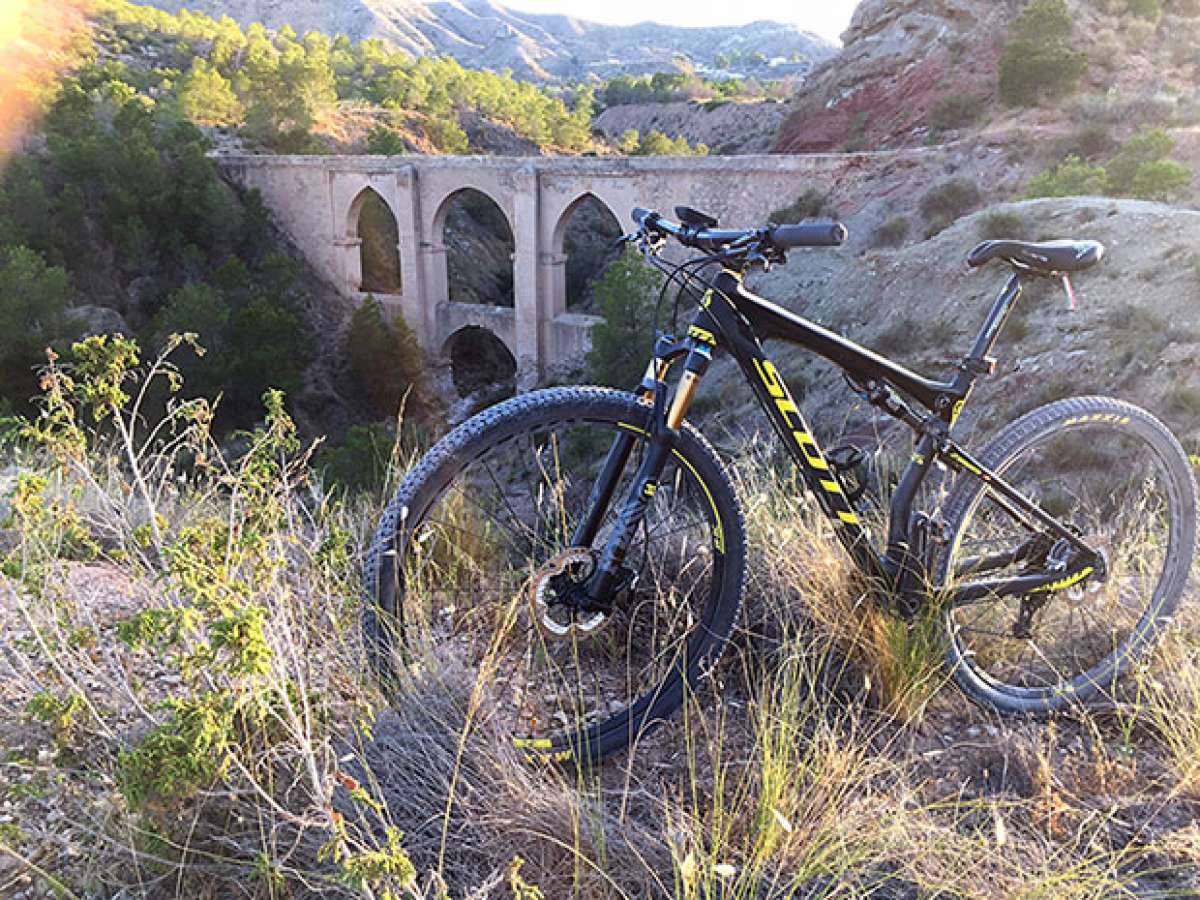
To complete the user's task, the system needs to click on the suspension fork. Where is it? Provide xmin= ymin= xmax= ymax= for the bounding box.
xmin=579 ymin=338 xmax=712 ymax=609
xmin=569 ymin=358 xmax=670 ymax=548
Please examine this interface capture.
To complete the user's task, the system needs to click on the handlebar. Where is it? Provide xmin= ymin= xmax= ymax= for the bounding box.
xmin=631 ymin=207 xmax=847 ymax=255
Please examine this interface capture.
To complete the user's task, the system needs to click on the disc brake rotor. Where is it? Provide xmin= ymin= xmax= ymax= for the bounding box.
xmin=529 ymin=548 xmax=609 ymax=641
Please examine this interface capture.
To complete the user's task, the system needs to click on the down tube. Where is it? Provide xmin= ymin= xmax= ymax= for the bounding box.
xmin=738 ymin=346 xmax=885 ymax=578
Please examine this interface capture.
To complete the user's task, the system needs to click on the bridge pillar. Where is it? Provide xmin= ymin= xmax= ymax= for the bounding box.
xmin=334 ymin=237 xmax=364 ymax=292
xmin=512 ymin=165 xmax=541 ymax=389
xmin=391 ymin=165 xmax=428 ymax=345
xmin=539 ymin=251 xmax=569 ymax=319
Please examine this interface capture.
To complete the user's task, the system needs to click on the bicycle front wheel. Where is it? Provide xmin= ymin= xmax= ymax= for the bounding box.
xmin=938 ymin=395 xmax=1197 ymax=714
xmin=363 ymin=387 xmax=746 ymax=764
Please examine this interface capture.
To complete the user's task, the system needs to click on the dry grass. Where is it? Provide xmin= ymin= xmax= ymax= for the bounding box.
xmin=0 ymin=339 xmax=1198 ymax=897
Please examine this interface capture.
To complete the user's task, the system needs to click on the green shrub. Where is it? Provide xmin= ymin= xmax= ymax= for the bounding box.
xmin=875 ymin=216 xmax=909 ymax=247
xmin=178 ymin=59 xmax=243 ymax=127
xmin=1107 ymin=127 xmax=1175 ymax=194
xmin=1129 ymin=159 xmax=1193 ymax=200
xmin=585 ymin=249 xmax=662 ymax=388
xmin=929 ymin=94 xmax=980 ymax=131
xmin=424 ymin=116 xmax=469 ymax=153
xmin=918 ymin=178 xmax=982 ymax=227
xmin=1025 ymin=155 xmax=1109 ymax=197
xmin=1107 ymin=302 xmax=1171 ymax=364
xmin=1126 ymin=0 xmax=1162 ymax=20
xmin=770 ymin=188 xmax=829 ymax=223
xmin=634 ymin=130 xmax=707 ymax=156
xmin=999 ymin=0 xmax=1089 ymax=106
xmin=347 ymin=296 xmax=426 ymax=420
xmin=1106 ymin=128 xmax=1193 ymax=199
xmin=1071 ymin=124 xmax=1115 ymax=159
xmin=978 ymin=210 xmax=1027 ymax=240
xmin=0 ymin=246 xmax=76 ymax=410
xmin=315 ymin=422 xmax=396 ymax=493
xmin=366 ymin=125 xmax=408 ymax=155
xmin=1166 ymin=383 xmax=1200 ymax=418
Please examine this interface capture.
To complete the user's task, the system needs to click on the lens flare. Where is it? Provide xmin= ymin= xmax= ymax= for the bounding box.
xmin=0 ymin=0 xmax=91 ymax=160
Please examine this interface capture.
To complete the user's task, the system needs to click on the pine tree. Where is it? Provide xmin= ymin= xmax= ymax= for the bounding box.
xmin=585 ymin=250 xmax=661 ymax=388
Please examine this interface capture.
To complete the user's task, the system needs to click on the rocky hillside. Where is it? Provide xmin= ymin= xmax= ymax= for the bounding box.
xmin=134 ymin=0 xmax=836 ymax=81
xmin=775 ymin=0 xmax=1011 ymax=153
xmin=774 ymin=0 xmax=1200 ymax=154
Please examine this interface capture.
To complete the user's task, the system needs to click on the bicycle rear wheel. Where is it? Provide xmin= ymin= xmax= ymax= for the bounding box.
xmin=363 ymin=387 xmax=746 ymax=764
xmin=938 ymin=395 xmax=1197 ymax=714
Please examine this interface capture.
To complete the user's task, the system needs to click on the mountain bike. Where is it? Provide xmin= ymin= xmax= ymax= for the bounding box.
xmin=364 ymin=205 xmax=1197 ymax=765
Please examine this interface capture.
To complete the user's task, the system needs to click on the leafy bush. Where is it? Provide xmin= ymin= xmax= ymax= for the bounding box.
xmin=999 ymin=0 xmax=1089 ymax=106
xmin=1025 ymin=155 xmax=1110 ymax=197
xmin=1071 ymin=124 xmax=1116 ymax=159
xmin=1027 ymin=129 xmax=1194 ymax=201
xmin=585 ymin=249 xmax=662 ymax=388
xmin=633 ymin=129 xmax=708 ymax=156
xmin=918 ymin=178 xmax=982 ymax=231
xmin=1166 ymin=383 xmax=1200 ymax=418
xmin=177 ymin=59 xmax=243 ymax=127
xmin=978 ymin=210 xmax=1028 ymax=240
xmin=155 ymin=257 xmax=310 ymax=428
xmin=1126 ymin=0 xmax=1162 ymax=20
xmin=366 ymin=125 xmax=408 ymax=155
xmin=315 ymin=422 xmax=397 ymax=493
xmin=770 ymin=188 xmax=829 ymax=224
xmin=1107 ymin=128 xmax=1192 ymax=198
xmin=875 ymin=216 xmax=908 ymax=247
xmin=346 ymin=296 xmax=427 ymax=420
xmin=0 ymin=246 xmax=76 ymax=409
xmin=1129 ymin=159 xmax=1193 ymax=200
xmin=929 ymin=94 xmax=980 ymax=131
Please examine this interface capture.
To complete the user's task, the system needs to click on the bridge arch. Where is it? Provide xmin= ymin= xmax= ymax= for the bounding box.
xmin=430 ymin=187 xmax=516 ymax=309
xmin=347 ymin=187 xmax=403 ymax=295
xmin=441 ymin=325 xmax=518 ymax=401
xmin=549 ymin=192 xmax=624 ymax=314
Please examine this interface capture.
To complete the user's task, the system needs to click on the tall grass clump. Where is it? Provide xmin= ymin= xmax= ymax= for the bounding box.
xmin=731 ymin=441 xmax=946 ymax=722
xmin=2 ymin=334 xmax=420 ymax=896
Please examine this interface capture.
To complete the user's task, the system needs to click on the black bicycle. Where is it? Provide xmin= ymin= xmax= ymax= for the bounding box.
xmin=364 ymin=205 xmax=1197 ymax=764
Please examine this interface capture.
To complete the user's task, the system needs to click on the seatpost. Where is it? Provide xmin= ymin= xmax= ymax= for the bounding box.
xmin=945 ymin=273 xmax=1022 ymax=412
xmin=965 ymin=274 xmax=1021 ymax=372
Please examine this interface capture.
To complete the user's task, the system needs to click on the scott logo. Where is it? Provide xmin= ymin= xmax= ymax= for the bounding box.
xmin=754 ymin=358 xmax=859 ymax=526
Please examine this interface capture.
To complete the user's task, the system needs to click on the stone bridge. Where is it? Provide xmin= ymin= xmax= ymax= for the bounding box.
xmin=215 ymin=152 xmax=913 ymax=387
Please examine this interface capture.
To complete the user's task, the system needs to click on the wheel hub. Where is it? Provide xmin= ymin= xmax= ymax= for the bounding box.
xmin=529 ymin=548 xmax=609 ymax=641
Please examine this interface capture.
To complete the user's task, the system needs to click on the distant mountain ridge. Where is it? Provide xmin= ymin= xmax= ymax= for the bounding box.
xmin=133 ymin=0 xmax=837 ymax=81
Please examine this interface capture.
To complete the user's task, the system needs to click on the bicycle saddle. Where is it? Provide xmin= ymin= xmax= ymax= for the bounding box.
xmin=967 ymin=239 xmax=1105 ymax=275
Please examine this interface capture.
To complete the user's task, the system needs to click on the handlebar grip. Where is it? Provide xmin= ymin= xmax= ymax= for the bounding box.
xmin=770 ymin=221 xmax=848 ymax=249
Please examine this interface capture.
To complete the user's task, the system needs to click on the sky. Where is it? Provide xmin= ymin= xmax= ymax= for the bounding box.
xmin=503 ymin=0 xmax=860 ymax=45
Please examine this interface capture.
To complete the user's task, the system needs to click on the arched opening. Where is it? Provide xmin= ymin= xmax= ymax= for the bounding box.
xmin=444 ymin=326 xmax=517 ymax=400
xmin=353 ymin=188 xmax=402 ymax=294
xmin=439 ymin=189 xmax=515 ymax=307
xmin=556 ymin=193 xmax=623 ymax=313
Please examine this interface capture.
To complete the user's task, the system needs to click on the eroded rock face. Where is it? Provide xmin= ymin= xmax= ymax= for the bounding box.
xmin=775 ymin=0 xmax=1011 ymax=153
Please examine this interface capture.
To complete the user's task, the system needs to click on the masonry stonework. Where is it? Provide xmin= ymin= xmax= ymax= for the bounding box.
xmin=215 ymin=152 xmax=914 ymax=387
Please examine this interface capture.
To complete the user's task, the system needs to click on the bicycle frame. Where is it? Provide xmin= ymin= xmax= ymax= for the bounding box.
xmin=579 ymin=265 xmax=1103 ymax=614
